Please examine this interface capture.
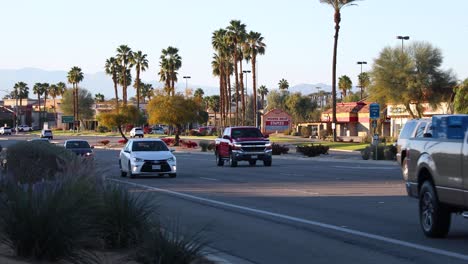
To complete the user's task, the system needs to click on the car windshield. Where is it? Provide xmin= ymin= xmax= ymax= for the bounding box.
xmin=232 ymin=128 xmax=263 ymax=138
xmin=66 ymin=141 xmax=90 ymax=149
xmin=44 ymin=130 xmax=52 ymax=133
xmin=132 ymin=141 xmax=169 ymax=152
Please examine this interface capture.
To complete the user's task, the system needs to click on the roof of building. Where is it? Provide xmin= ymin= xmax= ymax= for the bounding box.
xmin=322 ymin=101 xmax=369 ymax=114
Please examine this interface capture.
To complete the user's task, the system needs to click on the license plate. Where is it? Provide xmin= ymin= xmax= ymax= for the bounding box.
xmin=251 ymin=155 xmax=257 ymax=159
xmin=152 ymin=165 xmax=160 ymax=170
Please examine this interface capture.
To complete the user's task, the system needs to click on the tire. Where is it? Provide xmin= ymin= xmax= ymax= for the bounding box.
xmin=216 ymin=152 xmax=224 ymax=166
xmin=230 ymin=152 xmax=237 ymax=167
xmin=249 ymin=160 xmax=257 ymax=166
xmin=128 ymin=162 xmax=135 ymax=178
xmin=263 ymin=158 xmax=272 ymax=167
xmin=419 ymin=181 xmax=451 ymax=238
xmin=119 ymin=160 xmax=126 ymax=177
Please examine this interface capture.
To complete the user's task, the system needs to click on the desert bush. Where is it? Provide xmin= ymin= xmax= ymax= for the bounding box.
xmin=207 ymin=142 xmax=216 ymax=151
xmin=361 ymin=144 xmax=387 ymax=160
xmin=0 ymin=160 xmax=101 ymax=263
xmin=360 ymin=147 xmax=371 ymax=160
xmin=131 ymin=223 xmax=210 ymax=264
xmin=199 ymin=140 xmax=210 ymax=152
xmin=6 ymin=141 xmax=77 ymax=184
xmin=97 ymin=126 xmax=109 ymax=133
xmin=300 ymin=126 xmax=312 ymax=138
xmin=95 ymin=184 xmax=156 ymax=249
xmin=99 ymin=140 xmax=110 ymax=146
xmin=296 ymin=144 xmax=329 ymax=157
xmin=384 ymin=145 xmax=397 ymax=160
xmin=272 ymin=143 xmax=289 ymax=155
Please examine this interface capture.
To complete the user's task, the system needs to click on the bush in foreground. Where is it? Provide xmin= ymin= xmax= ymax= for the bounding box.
xmin=272 ymin=143 xmax=289 ymax=155
xmin=296 ymin=144 xmax=329 ymax=157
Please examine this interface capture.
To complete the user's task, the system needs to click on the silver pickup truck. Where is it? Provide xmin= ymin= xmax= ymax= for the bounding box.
xmin=405 ymin=114 xmax=468 ymax=237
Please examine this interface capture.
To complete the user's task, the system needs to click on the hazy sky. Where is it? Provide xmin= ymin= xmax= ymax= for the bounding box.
xmin=1 ymin=0 xmax=467 ymax=91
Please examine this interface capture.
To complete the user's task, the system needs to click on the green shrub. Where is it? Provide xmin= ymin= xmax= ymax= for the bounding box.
xmin=290 ymin=131 xmax=299 ymax=136
xmin=6 ymin=141 xmax=77 ymax=184
xmin=384 ymin=145 xmax=397 ymax=160
xmin=97 ymin=126 xmax=109 ymax=133
xmin=95 ymin=184 xmax=156 ymax=249
xmin=207 ymin=142 xmax=216 ymax=151
xmin=300 ymin=126 xmax=312 ymax=138
xmin=361 ymin=147 xmax=370 ymax=160
xmin=319 ymin=129 xmax=329 ymax=140
xmin=131 ymin=223 xmax=210 ymax=264
xmin=0 ymin=160 xmax=101 ymax=263
xmin=296 ymin=144 xmax=329 ymax=157
xmin=361 ymin=144 xmax=387 ymax=160
xmin=199 ymin=140 xmax=210 ymax=152
xmin=272 ymin=143 xmax=289 ymax=155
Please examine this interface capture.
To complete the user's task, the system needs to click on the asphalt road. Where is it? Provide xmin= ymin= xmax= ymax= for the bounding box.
xmin=3 ymin=135 xmax=468 ymax=264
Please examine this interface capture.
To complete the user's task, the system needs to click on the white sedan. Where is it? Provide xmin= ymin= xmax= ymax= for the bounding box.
xmin=119 ymin=139 xmax=176 ymax=178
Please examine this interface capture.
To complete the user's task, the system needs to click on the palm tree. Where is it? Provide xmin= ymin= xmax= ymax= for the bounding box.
xmin=95 ymin=93 xmax=105 ymax=103
xmin=116 ymin=45 xmax=133 ymax=105
xmin=42 ymin=83 xmax=50 ymax=115
xmin=33 ymin=83 xmax=45 ymax=128
xmin=278 ymin=79 xmax=289 ymax=91
xmin=358 ymin=72 xmax=370 ymax=100
xmin=105 ymin=57 xmax=121 ymax=108
xmin=320 ymin=0 xmax=358 ymax=141
xmin=49 ymin=82 xmax=65 ymax=122
xmin=130 ymin=51 xmax=149 ymax=110
xmin=159 ymin=46 xmax=182 ymax=96
xmin=13 ymin=82 xmax=29 ymax=125
xmin=67 ymin=66 xmax=84 ymax=129
xmin=227 ymin=20 xmax=247 ymax=125
xmin=338 ymin=75 xmax=352 ymax=98
xmin=257 ymin=85 xmax=269 ymax=110
xmin=140 ymin=83 xmax=154 ymax=103
xmin=246 ymin=31 xmax=266 ymax=126
xmin=212 ymin=28 xmax=231 ymax=127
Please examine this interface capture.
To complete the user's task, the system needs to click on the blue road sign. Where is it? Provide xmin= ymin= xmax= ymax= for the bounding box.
xmin=370 ymin=103 xmax=380 ymax=119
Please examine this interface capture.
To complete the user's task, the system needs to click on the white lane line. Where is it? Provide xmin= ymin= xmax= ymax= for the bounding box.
xmin=108 ymin=178 xmax=468 ymax=262
xmin=200 ymin=177 xmax=219 ymax=181
xmin=333 ymin=166 xmax=397 ymax=170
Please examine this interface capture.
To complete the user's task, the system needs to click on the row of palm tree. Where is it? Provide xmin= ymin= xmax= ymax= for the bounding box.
xmin=67 ymin=66 xmax=84 ymax=128
xmin=211 ymin=19 xmax=266 ymax=127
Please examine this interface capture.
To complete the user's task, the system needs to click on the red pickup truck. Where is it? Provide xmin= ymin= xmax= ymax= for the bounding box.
xmin=215 ymin=126 xmax=272 ymax=167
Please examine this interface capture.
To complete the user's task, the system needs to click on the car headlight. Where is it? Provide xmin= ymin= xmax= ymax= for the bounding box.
xmin=85 ymin=152 xmax=93 ymax=156
xmin=167 ymin=157 xmax=176 ymax=162
xmin=132 ymin=157 xmax=144 ymax=162
xmin=265 ymin=142 xmax=272 ymax=149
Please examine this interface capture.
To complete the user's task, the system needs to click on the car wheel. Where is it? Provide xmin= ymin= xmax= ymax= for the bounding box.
xmin=419 ymin=181 xmax=451 ymax=238
xmin=128 ymin=161 xmax=135 ymax=178
xmin=229 ymin=152 xmax=237 ymax=167
xmin=263 ymin=158 xmax=272 ymax=167
xmin=169 ymin=173 xmax=176 ymax=178
xmin=216 ymin=152 xmax=224 ymax=166
xmin=249 ymin=160 xmax=256 ymax=166
xmin=119 ymin=160 xmax=126 ymax=177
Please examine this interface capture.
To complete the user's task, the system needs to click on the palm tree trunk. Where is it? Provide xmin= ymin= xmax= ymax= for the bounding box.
xmin=113 ymin=75 xmax=119 ymax=110
xmin=37 ymin=94 xmax=41 ymax=129
xmin=136 ymin=67 xmax=141 ymax=113
xmin=76 ymin=86 xmax=80 ymax=130
xmin=239 ymin=60 xmax=245 ymax=125
xmin=227 ymin=74 xmax=232 ymax=126
xmin=118 ymin=125 xmax=127 ymax=141
xmin=252 ymin=55 xmax=257 ymax=127
xmin=233 ymin=51 xmax=239 ymax=126
xmin=122 ymin=66 xmax=127 ymax=106
xmin=331 ymin=11 xmax=341 ymax=142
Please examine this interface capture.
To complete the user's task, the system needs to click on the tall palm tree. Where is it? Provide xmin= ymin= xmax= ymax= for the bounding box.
xmin=130 ymin=51 xmax=149 ymax=110
xmin=105 ymin=57 xmax=121 ymax=108
xmin=257 ymin=85 xmax=269 ymax=110
xmin=246 ymin=31 xmax=266 ymax=126
xmin=212 ymin=28 xmax=231 ymax=127
xmin=116 ymin=45 xmax=133 ymax=105
xmin=227 ymin=20 xmax=247 ymax=125
xmin=33 ymin=83 xmax=45 ymax=128
xmin=140 ymin=83 xmax=154 ymax=103
xmin=42 ymin=83 xmax=50 ymax=115
xmin=278 ymin=79 xmax=289 ymax=91
xmin=67 ymin=66 xmax=84 ymax=129
xmin=13 ymin=82 xmax=29 ymax=125
xmin=358 ymin=72 xmax=370 ymax=100
xmin=94 ymin=93 xmax=105 ymax=103
xmin=159 ymin=46 xmax=182 ymax=96
xmin=49 ymin=84 xmax=59 ymax=115
xmin=320 ymin=0 xmax=358 ymax=141
xmin=338 ymin=75 xmax=352 ymax=98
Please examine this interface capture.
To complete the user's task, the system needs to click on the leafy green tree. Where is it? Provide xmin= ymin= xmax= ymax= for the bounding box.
xmin=97 ymin=105 xmax=141 ymax=140
xmin=454 ymin=79 xmax=468 ymax=114
xmin=278 ymin=78 xmax=289 ymax=91
xmin=266 ymin=90 xmax=287 ymax=111
xmin=147 ymin=92 xmax=204 ymax=145
xmin=338 ymin=75 xmax=352 ymax=98
xmin=116 ymin=45 xmax=133 ymax=106
xmin=320 ymin=0 xmax=358 ymax=142
xmin=357 ymin=72 xmax=370 ymax=99
xmin=60 ymin=88 xmax=94 ymax=128
xmin=369 ymin=42 xmax=457 ymax=118
xmin=130 ymin=50 xmax=149 ymax=110
xmin=285 ymin=92 xmax=317 ymax=123
xmin=105 ymin=57 xmax=121 ymax=108
xmin=343 ymin=91 xmax=361 ymax=102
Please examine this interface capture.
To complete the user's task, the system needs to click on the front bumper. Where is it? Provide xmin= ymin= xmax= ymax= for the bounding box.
xmin=131 ymin=160 xmax=176 ymax=175
xmin=231 ymin=150 xmax=272 ymax=161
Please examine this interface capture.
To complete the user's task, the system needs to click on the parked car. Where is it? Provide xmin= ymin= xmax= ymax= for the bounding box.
xmin=151 ymin=126 xmax=165 ymax=134
xmin=18 ymin=125 xmax=32 ymax=132
xmin=119 ymin=138 xmax=176 ymax=178
xmin=215 ymin=126 xmax=272 ymax=167
xmin=404 ymin=115 xmax=468 ymax=237
xmin=130 ymin=127 xmax=144 ymax=138
xmin=64 ymin=139 xmax=94 ymax=158
xmin=0 ymin=127 xmax=12 ymax=135
xmin=40 ymin=129 xmax=53 ymax=139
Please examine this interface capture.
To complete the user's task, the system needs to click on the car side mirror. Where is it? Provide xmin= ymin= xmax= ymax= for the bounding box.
xmin=170 ymin=148 xmax=175 ymax=153
xmin=222 ymin=135 xmax=230 ymax=140
xmin=423 ymin=133 xmax=432 ymax=138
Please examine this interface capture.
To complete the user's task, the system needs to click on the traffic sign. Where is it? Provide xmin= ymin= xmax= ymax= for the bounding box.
xmin=61 ymin=116 xmax=74 ymax=123
xmin=369 ymin=103 xmax=380 ymax=119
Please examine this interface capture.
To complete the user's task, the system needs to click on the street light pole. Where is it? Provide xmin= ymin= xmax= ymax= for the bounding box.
xmin=183 ymin=76 xmax=191 ymax=90
xmin=357 ymin=61 xmax=367 ymax=100
xmin=396 ymin=36 xmax=410 ymax=51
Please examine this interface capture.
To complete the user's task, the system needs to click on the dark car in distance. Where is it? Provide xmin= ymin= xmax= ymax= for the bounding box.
xmin=64 ymin=139 xmax=94 ymax=158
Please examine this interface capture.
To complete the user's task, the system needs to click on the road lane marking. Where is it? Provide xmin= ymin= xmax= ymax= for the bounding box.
xmin=200 ymin=177 xmax=219 ymax=181
xmin=109 ymin=178 xmax=468 ymax=262
xmin=333 ymin=166 xmax=398 ymax=170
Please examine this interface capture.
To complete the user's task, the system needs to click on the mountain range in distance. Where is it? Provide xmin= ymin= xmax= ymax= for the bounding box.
xmin=0 ymin=68 xmax=334 ymax=99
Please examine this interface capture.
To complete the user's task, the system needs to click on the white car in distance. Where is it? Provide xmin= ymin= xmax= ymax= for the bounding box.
xmin=129 ymin=127 xmax=144 ymax=138
xmin=18 ymin=125 xmax=32 ymax=132
xmin=119 ymin=139 xmax=176 ymax=178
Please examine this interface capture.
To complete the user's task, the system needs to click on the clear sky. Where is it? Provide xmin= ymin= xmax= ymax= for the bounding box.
xmin=1 ymin=0 xmax=467 ymax=92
